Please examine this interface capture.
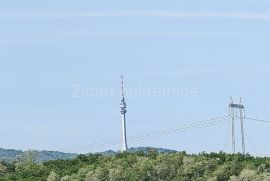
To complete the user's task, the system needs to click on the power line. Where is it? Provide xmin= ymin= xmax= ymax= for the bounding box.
xmin=244 ymin=127 xmax=258 ymax=155
xmin=60 ymin=116 xmax=230 ymax=152
xmin=245 ymin=117 xmax=270 ymax=124
xmin=126 ymin=118 xmax=230 ymax=143
xmin=61 ymin=116 xmax=229 ymax=150
xmin=222 ymin=121 xmax=231 ymax=152
xmin=62 ymin=119 xmax=229 ymax=152
xmin=58 ymin=116 xmax=270 ymax=153
xmin=58 ymin=117 xmax=269 ymax=153
xmin=65 ymin=120 xmax=230 ymax=152
xmin=61 ymin=116 xmax=229 ymax=151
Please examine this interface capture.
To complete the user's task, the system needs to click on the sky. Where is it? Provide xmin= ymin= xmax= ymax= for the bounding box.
xmin=0 ymin=0 xmax=270 ymax=156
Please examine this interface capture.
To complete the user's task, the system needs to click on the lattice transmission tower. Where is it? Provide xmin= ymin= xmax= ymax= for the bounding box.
xmin=229 ymin=97 xmax=245 ymax=154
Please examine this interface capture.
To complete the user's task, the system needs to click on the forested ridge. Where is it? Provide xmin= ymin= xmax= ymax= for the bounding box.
xmin=0 ymin=148 xmax=77 ymax=163
xmin=0 ymin=149 xmax=270 ymax=181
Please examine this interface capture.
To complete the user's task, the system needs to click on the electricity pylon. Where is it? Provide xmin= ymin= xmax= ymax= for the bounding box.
xmin=229 ymin=97 xmax=245 ymax=154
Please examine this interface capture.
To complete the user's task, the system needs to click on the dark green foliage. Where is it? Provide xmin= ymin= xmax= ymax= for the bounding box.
xmin=0 ymin=150 xmax=270 ymax=180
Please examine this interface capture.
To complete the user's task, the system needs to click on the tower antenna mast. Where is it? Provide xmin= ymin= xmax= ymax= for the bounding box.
xmin=120 ymin=75 xmax=128 ymax=152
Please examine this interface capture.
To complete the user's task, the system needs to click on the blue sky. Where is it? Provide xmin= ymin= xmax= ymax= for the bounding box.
xmin=0 ymin=0 xmax=270 ymax=155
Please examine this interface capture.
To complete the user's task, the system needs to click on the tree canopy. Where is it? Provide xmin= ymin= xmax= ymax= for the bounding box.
xmin=0 ymin=150 xmax=269 ymax=181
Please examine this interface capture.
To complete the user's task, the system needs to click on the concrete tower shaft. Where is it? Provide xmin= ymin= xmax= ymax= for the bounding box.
xmin=120 ymin=75 xmax=128 ymax=152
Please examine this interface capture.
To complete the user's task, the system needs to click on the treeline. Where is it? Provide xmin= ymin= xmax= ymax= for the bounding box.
xmin=0 ymin=149 xmax=270 ymax=180
xmin=0 ymin=148 xmax=77 ymax=163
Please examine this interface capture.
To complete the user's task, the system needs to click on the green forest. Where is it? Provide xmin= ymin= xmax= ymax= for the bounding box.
xmin=1 ymin=149 xmax=270 ymax=181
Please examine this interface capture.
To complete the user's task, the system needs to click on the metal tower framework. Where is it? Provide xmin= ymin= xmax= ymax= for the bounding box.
xmin=120 ymin=75 xmax=128 ymax=152
xmin=229 ymin=97 xmax=245 ymax=154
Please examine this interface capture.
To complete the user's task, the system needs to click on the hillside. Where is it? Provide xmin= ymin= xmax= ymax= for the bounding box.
xmin=0 ymin=148 xmax=77 ymax=163
xmin=0 ymin=147 xmax=175 ymax=162
xmin=0 ymin=149 xmax=270 ymax=180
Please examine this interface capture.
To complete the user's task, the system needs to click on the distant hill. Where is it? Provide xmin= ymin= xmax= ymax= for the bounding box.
xmin=97 ymin=147 xmax=177 ymax=155
xmin=0 ymin=148 xmax=77 ymax=163
xmin=0 ymin=148 xmax=23 ymax=162
xmin=0 ymin=147 xmax=176 ymax=162
xmin=128 ymin=147 xmax=177 ymax=154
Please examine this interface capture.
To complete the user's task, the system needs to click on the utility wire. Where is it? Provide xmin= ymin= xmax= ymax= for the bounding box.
xmin=62 ymin=119 xmax=229 ymax=152
xmin=244 ymin=128 xmax=258 ymax=155
xmin=244 ymin=117 xmax=270 ymax=155
xmin=61 ymin=116 xmax=229 ymax=151
xmin=63 ymin=120 xmax=230 ymax=152
xmin=222 ymin=120 xmax=231 ymax=152
xmin=60 ymin=116 xmax=230 ymax=152
xmin=245 ymin=117 xmax=270 ymax=124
